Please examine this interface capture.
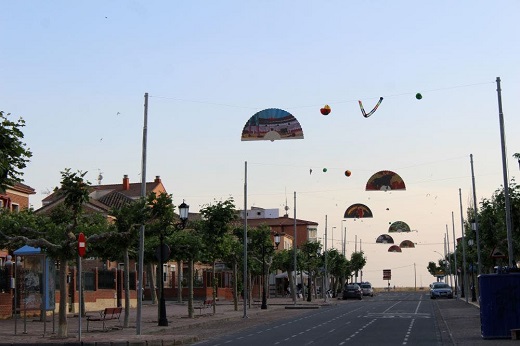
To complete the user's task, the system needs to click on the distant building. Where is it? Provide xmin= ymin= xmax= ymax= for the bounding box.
xmin=239 ymin=206 xmax=319 ymax=248
xmin=0 ymin=182 xmax=35 ymax=212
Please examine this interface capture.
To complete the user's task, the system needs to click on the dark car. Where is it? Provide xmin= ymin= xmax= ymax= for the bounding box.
xmin=430 ymin=282 xmax=453 ymax=299
xmin=343 ymin=283 xmax=362 ymax=300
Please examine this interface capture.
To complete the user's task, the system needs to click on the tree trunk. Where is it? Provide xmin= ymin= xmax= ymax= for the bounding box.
xmin=248 ymin=271 xmax=252 ymax=308
xmin=123 ymin=249 xmax=130 ymax=328
xmin=188 ymin=259 xmax=194 ymax=318
xmin=146 ymin=263 xmax=157 ymax=304
xmin=58 ymin=261 xmax=68 ymax=338
xmin=212 ymin=262 xmax=216 ymax=314
xmin=177 ymin=260 xmax=183 ymax=303
xmin=233 ymin=260 xmax=238 ymax=311
xmin=288 ymin=270 xmax=296 ymax=303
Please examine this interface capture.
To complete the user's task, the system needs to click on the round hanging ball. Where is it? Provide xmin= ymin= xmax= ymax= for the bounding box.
xmin=320 ymin=105 xmax=331 ymax=115
xmin=416 ymin=93 xmax=422 ymax=100
xmin=323 ymin=168 xmax=327 ymax=172
xmin=345 ymin=170 xmax=351 ymax=177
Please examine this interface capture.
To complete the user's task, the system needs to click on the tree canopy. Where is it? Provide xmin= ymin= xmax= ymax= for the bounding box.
xmin=0 ymin=111 xmax=32 ymax=192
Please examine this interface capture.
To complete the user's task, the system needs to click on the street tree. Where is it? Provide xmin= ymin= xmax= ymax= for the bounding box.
xmin=350 ymin=251 xmax=367 ymax=283
xmin=198 ymin=198 xmax=237 ymax=313
xmin=169 ymin=228 xmax=204 ymax=318
xmin=0 ymin=169 xmax=112 ymax=338
xmin=0 ymin=111 xmax=32 ymax=192
xmin=300 ymin=241 xmax=321 ymax=301
xmin=272 ymin=249 xmax=297 ymax=301
xmin=104 ymin=197 xmax=148 ymax=327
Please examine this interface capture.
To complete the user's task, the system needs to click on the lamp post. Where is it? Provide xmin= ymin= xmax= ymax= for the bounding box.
xmin=261 ymin=232 xmax=280 ymax=310
xmin=157 ymin=201 xmax=189 ymax=326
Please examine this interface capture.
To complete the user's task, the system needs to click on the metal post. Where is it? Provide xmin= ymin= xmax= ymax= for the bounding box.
xmin=343 ymin=222 xmax=347 ymax=257
xmin=459 ymin=188 xmax=469 ymax=303
xmin=324 ymin=215 xmax=328 ymax=303
xmin=261 ymin=243 xmax=267 ymax=309
xmin=496 ymin=77 xmax=514 ymax=267
xmin=78 ymin=255 xmax=82 ymax=342
xmin=243 ymin=161 xmax=248 ymax=318
xmin=446 ymin=226 xmax=452 ymax=289
xmin=293 ymin=192 xmax=297 ymax=305
xmin=158 ymin=235 xmax=168 ymax=326
xmin=414 ymin=263 xmax=417 ymax=291
xmin=451 ymin=212 xmax=458 ymax=297
xmin=137 ymin=92 xmax=148 ymax=335
xmin=470 ymin=154 xmax=482 ymax=275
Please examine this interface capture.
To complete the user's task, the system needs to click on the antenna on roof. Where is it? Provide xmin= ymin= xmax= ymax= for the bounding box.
xmin=41 ymin=188 xmax=51 ymax=195
xmin=97 ymin=169 xmax=103 ymax=185
xmin=284 ymin=188 xmax=289 ymax=217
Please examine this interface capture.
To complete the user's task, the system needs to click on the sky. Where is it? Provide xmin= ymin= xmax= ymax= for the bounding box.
xmin=2 ymin=1 xmax=520 ymax=288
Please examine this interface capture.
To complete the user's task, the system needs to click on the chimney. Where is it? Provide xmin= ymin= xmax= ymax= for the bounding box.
xmin=123 ymin=175 xmax=130 ymax=190
xmin=154 ymin=176 xmax=161 ymax=184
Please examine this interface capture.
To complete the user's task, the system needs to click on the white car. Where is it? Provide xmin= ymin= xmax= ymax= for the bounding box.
xmin=360 ymin=282 xmax=374 ymax=297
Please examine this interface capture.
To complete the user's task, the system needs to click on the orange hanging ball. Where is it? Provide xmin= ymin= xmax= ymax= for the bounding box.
xmin=345 ymin=170 xmax=351 ymax=177
xmin=320 ymin=104 xmax=331 ymax=115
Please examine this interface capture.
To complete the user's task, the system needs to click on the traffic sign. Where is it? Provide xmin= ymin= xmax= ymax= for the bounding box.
xmin=78 ymin=232 xmax=86 ymax=257
xmin=383 ymin=269 xmax=391 ymax=280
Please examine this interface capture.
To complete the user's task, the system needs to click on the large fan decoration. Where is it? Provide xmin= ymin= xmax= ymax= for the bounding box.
xmin=388 ymin=245 xmax=402 ymax=253
xmin=399 ymin=240 xmax=415 ymax=248
xmin=366 ymin=170 xmax=406 ymax=191
xmin=376 ymin=234 xmax=394 ymax=244
xmin=241 ymin=108 xmax=304 ymax=142
xmin=388 ymin=221 xmax=411 ymax=233
xmin=344 ymin=203 xmax=373 ymax=219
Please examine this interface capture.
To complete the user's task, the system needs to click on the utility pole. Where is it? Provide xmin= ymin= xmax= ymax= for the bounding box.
xmin=136 ymin=92 xmax=148 ymax=335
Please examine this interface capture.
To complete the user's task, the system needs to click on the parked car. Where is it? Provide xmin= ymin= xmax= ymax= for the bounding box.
xmin=430 ymin=282 xmax=453 ymax=299
xmin=343 ymin=283 xmax=362 ymax=300
xmin=360 ymin=282 xmax=374 ymax=297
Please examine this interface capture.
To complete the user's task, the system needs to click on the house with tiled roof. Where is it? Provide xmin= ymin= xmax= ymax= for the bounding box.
xmin=240 ymin=207 xmax=319 ymax=250
xmin=0 ymin=182 xmax=35 ymax=212
xmin=38 ymin=174 xmax=166 ymax=215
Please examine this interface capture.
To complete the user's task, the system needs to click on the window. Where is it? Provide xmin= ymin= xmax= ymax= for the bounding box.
xmin=11 ymin=204 xmax=19 ymax=212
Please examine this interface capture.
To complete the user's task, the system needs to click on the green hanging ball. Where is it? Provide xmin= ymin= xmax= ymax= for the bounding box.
xmin=416 ymin=93 xmax=423 ymax=100
xmin=323 ymin=168 xmax=327 ymax=172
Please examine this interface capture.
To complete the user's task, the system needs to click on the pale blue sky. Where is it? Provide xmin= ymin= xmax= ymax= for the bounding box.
xmin=2 ymin=1 xmax=519 ymax=287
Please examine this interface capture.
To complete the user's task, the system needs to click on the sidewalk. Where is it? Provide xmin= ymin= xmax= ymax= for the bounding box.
xmin=0 ymin=297 xmax=322 ymax=345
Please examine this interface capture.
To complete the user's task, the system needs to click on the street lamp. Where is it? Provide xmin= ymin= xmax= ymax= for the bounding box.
xmin=261 ymin=232 xmax=280 ymax=310
xmin=157 ymin=200 xmax=189 ymax=326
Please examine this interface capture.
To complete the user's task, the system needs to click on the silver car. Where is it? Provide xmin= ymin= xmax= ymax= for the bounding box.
xmin=430 ymin=282 xmax=453 ymax=299
xmin=360 ymin=283 xmax=374 ymax=297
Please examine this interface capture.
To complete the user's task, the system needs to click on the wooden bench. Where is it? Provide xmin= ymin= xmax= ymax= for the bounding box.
xmin=196 ymin=300 xmax=214 ymax=315
xmin=511 ymin=328 xmax=520 ymax=340
xmin=87 ymin=307 xmax=123 ymax=331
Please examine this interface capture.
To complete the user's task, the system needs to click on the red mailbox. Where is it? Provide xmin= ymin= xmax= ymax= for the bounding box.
xmin=78 ymin=232 xmax=86 ymax=257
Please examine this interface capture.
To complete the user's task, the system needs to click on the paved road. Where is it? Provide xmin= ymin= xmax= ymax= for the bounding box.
xmin=193 ymin=292 xmax=517 ymax=346
xmin=0 ymin=291 xmax=517 ymax=345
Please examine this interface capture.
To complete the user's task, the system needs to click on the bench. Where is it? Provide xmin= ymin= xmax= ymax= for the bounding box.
xmin=87 ymin=307 xmax=123 ymax=331
xmin=196 ymin=300 xmax=214 ymax=315
xmin=511 ymin=329 xmax=520 ymax=340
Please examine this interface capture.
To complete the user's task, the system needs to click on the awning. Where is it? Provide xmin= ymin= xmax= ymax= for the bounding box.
xmin=275 ymin=271 xmax=308 ymax=279
xmin=13 ymin=245 xmax=42 ymax=255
